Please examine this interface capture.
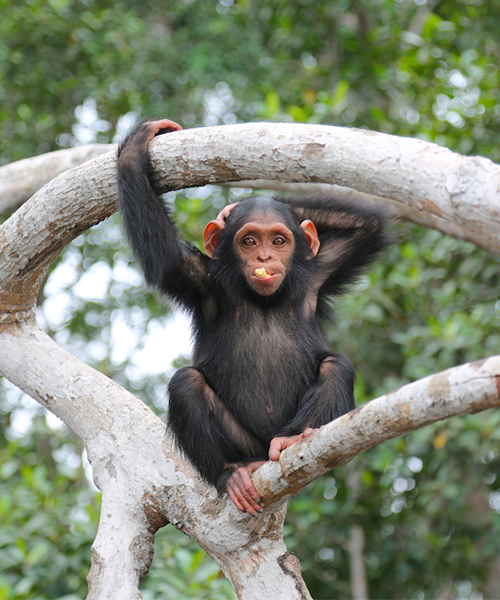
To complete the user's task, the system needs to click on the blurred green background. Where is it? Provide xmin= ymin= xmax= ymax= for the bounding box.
xmin=1 ymin=1 xmax=500 ymax=598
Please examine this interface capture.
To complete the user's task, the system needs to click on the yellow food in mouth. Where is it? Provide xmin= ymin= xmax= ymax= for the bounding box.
xmin=254 ymin=268 xmax=269 ymax=279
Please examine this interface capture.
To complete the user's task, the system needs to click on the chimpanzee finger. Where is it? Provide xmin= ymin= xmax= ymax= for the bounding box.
xmin=229 ymin=482 xmax=258 ymax=514
xmin=214 ymin=203 xmax=238 ymax=226
xmin=301 ymin=427 xmax=315 ymax=438
xmin=154 ymin=118 xmax=183 ymax=135
xmin=227 ymin=473 xmax=252 ymax=512
xmin=239 ymin=468 xmax=261 ymax=502
xmin=229 ymin=469 xmax=262 ymax=514
xmin=268 ymin=436 xmax=287 ymax=460
xmin=232 ymin=489 xmax=259 ymax=515
xmin=227 ymin=484 xmax=246 ymax=513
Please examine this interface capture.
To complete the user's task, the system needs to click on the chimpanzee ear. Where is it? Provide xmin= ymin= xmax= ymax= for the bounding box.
xmin=300 ymin=220 xmax=320 ymax=258
xmin=203 ymin=220 xmax=224 ymax=257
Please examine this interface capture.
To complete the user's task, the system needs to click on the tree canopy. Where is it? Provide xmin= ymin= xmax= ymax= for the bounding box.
xmin=1 ymin=1 xmax=500 ymax=598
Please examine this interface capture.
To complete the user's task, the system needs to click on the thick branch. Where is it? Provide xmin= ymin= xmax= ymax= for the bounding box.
xmin=253 ymin=356 xmax=500 ymax=506
xmin=0 ymin=144 xmax=113 ymax=214
xmin=0 ymin=149 xmax=117 ymax=322
xmin=1 ymin=125 xmax=499 ymax=312
xmin=145 ymin=123 xmax=500 ymax=253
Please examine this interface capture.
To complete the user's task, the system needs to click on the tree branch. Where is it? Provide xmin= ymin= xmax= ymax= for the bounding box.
xmin=0 ymin=318 xmax=297 ymax=600
xmin=252 ymin=356 xmax=500 ymax=506
xmin=2 ymin=123 xmax=500 ymax=263
xmin=0 ymin=149 xmax=117 ymax=322
xmin=146 ymin=123 xmax=500 ymax=253
xmin=0 ymin=144 xmax=114 ymax=214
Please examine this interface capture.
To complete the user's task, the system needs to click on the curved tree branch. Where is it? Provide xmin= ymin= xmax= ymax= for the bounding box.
xmin=0 ymin=149 xmax=118 ymax=322
xmin=2 ymin=122 xmax=500 ymax=256
xmin=2 ymin=122 xmax=499 ymax=321
xmin=146 ymin=123 xmax=500 ymax=253
xmin=0 ymin=319 xmax=299 ymax=600
xmin=0 ymin=144 xmax=114 ymax=214
xmin=0 ymin=145 xmax=472 ymax=249
xmin=253 ymin=356 xmax=500 ymax=507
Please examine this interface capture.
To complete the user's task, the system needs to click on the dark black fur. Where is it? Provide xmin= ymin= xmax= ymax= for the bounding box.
xmin=117 ymin=121 xmax=388 ymax=493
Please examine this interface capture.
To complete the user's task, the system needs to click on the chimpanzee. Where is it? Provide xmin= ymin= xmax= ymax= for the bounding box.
xmin=117 ymin=119 xmax=387 ymax=515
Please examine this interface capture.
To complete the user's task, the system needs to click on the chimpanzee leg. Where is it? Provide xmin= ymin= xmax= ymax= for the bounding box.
xmin=167 ymin=366 xmax=267 ymax=492
xmin=277 ymin=353 xmax=355 ymax=437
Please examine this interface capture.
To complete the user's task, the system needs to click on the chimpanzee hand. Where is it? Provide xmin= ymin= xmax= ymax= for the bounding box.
xmin=203 ymin=202 xmax=239 ymax=256
xmin=118 ymin=119 xmax=182 ymax=168
xmin=268 ymin=428 xmax=315 ymax=461
xmin=214 ymin=203 xmax=238 ymax=226
xmin=227 ymin=461 xmax=266 ymax=515
xmin=152 ymin=118 xmax=183 ymax=136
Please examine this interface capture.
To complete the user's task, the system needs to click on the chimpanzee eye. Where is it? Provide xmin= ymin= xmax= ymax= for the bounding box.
xmin=243 ymin=237 xmax=256 ymax=246
xmin=273 ymin=237 xmax=286 ymax=246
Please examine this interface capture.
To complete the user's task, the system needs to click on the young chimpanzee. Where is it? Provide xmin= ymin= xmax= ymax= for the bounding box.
xmin=117 ymin=119 xmax=387 ymax=515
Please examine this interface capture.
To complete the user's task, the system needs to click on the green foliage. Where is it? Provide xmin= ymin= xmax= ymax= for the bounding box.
xmin=2 ymin=0 xmax=500 ymax=597
xmin=3 ymin=0 xmax=500 ymax=161
xmin=141 ymin=527 xmax=236 ymax=599
xmin=333 ymin=223 xmax=500 ymax=394
xmin=0 ymin=417 xmax=97 ymax=599
xmin=285 ymin=411 xmax=500 ymax=599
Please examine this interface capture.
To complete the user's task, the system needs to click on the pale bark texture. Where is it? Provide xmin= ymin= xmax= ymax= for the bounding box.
xmin=1 ymin=123 xmax=500 ymax=599
xmin=0 ymin=143 xmax=113 ymax=213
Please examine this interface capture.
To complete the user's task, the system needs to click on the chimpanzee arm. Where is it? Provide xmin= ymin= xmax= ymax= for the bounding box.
xmin=117 ymin=120 xmax=209 ymax=309
xmin=281 ymin=195 xmax=388 ymax=297
xmin=276 ymin=353 xmax=356 ymax=438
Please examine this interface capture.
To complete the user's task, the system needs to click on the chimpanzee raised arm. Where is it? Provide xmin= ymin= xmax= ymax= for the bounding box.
xmin=281 ymin=195 xmax=387 ymax=300
xmin=116 ymin=119 xmax=388 ymax=515
xmin=117 ymin=119 xmax=209 ymax=310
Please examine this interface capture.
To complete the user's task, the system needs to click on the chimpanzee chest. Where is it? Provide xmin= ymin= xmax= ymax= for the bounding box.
xmin=195 ymin=308 xmax=321 ymax=435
